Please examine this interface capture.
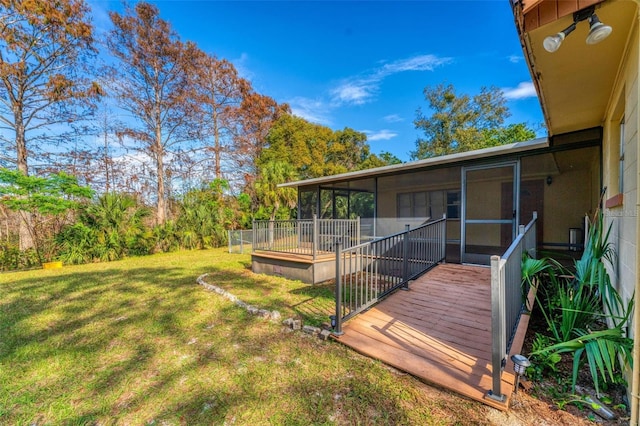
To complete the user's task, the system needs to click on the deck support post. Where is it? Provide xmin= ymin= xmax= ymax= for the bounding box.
xmin=488 ymin=254 xmax=506 ymax=402
xmin=402 ymin=224 xmax=410 ymax=290
xmin=333 ymin=241 xmax=344 ymax=336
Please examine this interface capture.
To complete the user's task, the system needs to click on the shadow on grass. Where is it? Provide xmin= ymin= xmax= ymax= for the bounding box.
xmin=0 ymin=253 xmax=433 ymax=424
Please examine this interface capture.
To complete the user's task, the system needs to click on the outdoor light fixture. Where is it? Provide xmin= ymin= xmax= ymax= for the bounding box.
xmin=546 ymin=175 xmax=553 ymax=186
xmin=543 ymin=6 xmax=612 ymax=53
xmin=586 ymin=13 xmax=613 ymax=45
xmin=510 ymin=354 xmax=531 ymax=393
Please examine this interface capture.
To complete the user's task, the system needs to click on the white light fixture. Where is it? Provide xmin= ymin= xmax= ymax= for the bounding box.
xmin=586 ymin=14 xmax=613 ymax=45
xmin=543 ymin=6 xmax=612 ymax=53
xmin=543 ymin=23 xmax=576 ymax=53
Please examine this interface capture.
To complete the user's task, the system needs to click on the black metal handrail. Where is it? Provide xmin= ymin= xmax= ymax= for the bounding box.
xmin=333 ymin=215 xmax=447 ymax=335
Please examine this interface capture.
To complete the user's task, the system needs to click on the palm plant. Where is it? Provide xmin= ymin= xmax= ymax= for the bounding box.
xmin=527 ymin=210 xmax=634 ymax=396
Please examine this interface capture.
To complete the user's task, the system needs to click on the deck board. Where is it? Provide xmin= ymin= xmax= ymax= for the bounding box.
xmin=334 ymin=263 xmax=520 ymax=411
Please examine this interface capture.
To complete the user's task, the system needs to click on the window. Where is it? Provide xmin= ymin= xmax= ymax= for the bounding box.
xmin=397 ymin=190 xmax=460 ymax=219
xmin=446 ymin=190 xmax=461 ymax=219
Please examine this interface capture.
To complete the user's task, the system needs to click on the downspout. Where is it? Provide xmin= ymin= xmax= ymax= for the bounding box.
xmin=632 ymin=8 xmax=640 ymax=423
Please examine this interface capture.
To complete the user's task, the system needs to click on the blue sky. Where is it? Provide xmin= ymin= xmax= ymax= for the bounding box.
xmin=92 ymin=1 xmax=543 ymax=161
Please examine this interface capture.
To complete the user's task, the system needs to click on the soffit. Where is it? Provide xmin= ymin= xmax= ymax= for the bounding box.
xmin=521 ymin=0 xmax=637 ymax=135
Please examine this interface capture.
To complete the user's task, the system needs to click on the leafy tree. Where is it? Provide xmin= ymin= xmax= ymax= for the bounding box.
xmin=358 ymin=150 xmax=403 ymax=170
xmin=0 ymin=0 xmax=100 ymax=174
xmin=412 ymin=84 xmax=535 ymax=159
xmin=260 ymin=114 xmax=333 ymax=180
xmin=254 ymin=161 xmax=298 ymax=221
xmin=105 ymin=2 xmax=196 ymax=225
xmin=260 ymin=114 xmax=382 ymax=180
xmin=482 ymin=123 xmax=536 ymax=147
xmin=0 ymin=168 xmax=93 ymax=263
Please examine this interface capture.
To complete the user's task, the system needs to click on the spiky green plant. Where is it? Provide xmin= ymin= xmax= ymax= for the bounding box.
xmin=526 ymin=209 xmax=634 ymax=396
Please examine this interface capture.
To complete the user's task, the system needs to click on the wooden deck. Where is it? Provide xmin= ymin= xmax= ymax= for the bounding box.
xmin=334 ymin=263 xmax=523 ymax=411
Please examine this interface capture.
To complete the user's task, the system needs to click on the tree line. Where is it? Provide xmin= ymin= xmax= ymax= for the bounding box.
xmin=0 ymin=0 xmax=537 ymax=270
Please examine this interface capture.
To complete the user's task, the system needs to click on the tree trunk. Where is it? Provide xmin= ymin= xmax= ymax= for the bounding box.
xmin=155 ymin=124 xmax=166 ymax=225
xmin=213 ymin=109 xmax=221 ymax=179
xmin=15 ymin=105 xmax=35 ymax=250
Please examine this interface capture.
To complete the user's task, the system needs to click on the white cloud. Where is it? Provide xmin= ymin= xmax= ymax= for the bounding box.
xmin=508 ymin=54 xmax=523 ymax=64
xmin=379 ymin=54 xmax=452 ymax=75
xmin=502 ymin=82 xmax=537 ymax=100
xmin=362 ymin=129 xmax=398 ymax=141
xmin=330 ymin=78 xmax=378 ymax=105
xmin=289 ymin=96 xmax=332 ymax=125
xmin=233 ymin=52 xmax=255 ymax=81
xmin=383 ymin=114 xmax=404 ymax=123
xmin=331 ymin=54 xmax=452 ymax=106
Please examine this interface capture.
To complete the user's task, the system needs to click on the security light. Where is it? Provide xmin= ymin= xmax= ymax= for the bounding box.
xmin=586 ymin=13 xmax=613 ymax=45
xmin=543 ymin=6 xmax=612 ymax=53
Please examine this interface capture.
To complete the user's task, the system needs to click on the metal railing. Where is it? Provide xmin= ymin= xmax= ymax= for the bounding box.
xmin=252 ymin=216 xmax=360 ymax=260
xmin=488 ymin=212 xmax=537 ymax=402
xmin=333 ymin=215 xmax=447 ymax=335
xmin=228 ymin=229 xmax=253 ymax=254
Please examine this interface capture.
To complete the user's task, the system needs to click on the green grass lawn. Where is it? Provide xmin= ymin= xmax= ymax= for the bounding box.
xmin=0 ymin=248 xmax=487 ymax=425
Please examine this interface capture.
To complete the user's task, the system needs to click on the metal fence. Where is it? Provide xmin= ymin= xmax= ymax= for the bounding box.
xmin=252 ymin=216 xmax=360 ymax=260
xmin=488 ymin=212 xmax=537 ymax=402
xmin=333 ymin=215 xmax=447 ymax=334
xmin=228 ymin=230 xmax=254 ymax=254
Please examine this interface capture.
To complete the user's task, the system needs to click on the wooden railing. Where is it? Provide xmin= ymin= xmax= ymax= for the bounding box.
xmin=333 ymin=215 xmax=446 ymax=335
xmin=252 ymin=216 xmax=360 ymax=260
xmin=487 ymin=212 xmax=537 ymax=402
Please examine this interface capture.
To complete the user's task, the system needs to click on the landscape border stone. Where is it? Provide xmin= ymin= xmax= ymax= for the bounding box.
xmin=196 ymin=273 xmax=328 ymax=341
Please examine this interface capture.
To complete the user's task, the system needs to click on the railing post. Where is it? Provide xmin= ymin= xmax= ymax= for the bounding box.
xmin=402 ymin=224 xmax=410 ymax=290
xmin=356 ymin=216 xmax=361 ymax=246
xmin=488 ymin=255 xmax=506 ymax=402
xmin=441 ymin=213 xmax=447 ymax=263
xmin=312 ymin=214 xmax=318 ymax=261
xmin=252 ymin=220 xmax=256 ymax=252
xmin=334 ymin=241 xmax=344 ymax=336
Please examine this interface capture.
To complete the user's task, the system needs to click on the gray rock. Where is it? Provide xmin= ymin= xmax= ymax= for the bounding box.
xmin=303 ymin=325 xmax=321 ymax=335
xmin=319 ymin=330 xmax=332 ymax=340
xmin=258 ymin=309 xmax=271 ymax=318
xmin=292 ymin=319 xmax=302 ymax=330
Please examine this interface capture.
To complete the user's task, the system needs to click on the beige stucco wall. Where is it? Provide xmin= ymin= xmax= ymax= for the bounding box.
xmin=542 ymin=168 xmax=595 ymax=245
xmin=602 ymin=18 xmax=639 ymax=312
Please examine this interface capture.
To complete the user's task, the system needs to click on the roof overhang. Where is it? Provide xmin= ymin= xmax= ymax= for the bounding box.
xmin=279 ymin=137 xmax=549 ymax=188
xmin=513 ymin=0 xmax=638 ymax=135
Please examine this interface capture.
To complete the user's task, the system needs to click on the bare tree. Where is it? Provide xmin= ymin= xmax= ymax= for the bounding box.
xmin=105 ymin=2 xmax=196 ymax=225
xmin=0 ymin=0 xmax=99 ymax=248
xmin=191 ymin=50 xmax=249 ymax=181
xmin=0 ymin=0 xmax=99 ymax=173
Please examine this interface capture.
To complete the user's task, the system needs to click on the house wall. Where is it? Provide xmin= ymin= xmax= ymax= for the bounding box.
xmin=602 ymin=17 xmax=639 ymax=314
xmin=542 ymin=168 xmax=594 ymax=244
